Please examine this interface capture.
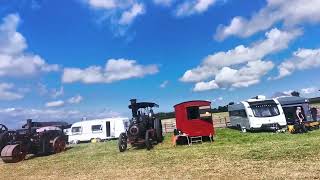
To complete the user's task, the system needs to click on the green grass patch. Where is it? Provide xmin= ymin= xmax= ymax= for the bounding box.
xmin=1 ymin=128 xmax=320 ymax=179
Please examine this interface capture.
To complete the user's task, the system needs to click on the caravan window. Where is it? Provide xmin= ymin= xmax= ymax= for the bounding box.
xmin=229 ymin=110 xmax=247 ymax=117
xmin=92 ymin=125 xmax=102 ymax=132
xmin=187 ymin=106 xmax=200 ymax=120
xmin=72 ymin=126 xmax=82 ymax=135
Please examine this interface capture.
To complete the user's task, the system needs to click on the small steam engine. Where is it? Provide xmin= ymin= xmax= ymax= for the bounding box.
xmin=118 ymin=99 xmax=163 ymax=152
xmin=0 ymin=119 xmax=69 ymax=163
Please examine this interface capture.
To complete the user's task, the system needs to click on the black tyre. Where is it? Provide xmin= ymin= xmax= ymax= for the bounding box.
xmin=0 ymin=131 xmax=9 ymax=150
xmin=145 ymin=131 xmax=152 ymax=150
xmin=154 ymin=119 xmax=163 ymax=143
xmin=118 ymin=133 xmax=127 ymax=152
xmin=38 ymin=135 xmax=50 ymax=155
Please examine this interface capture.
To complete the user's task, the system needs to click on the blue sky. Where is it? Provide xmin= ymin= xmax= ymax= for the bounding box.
xmin=0 ymin=0 xmax=320 ymax=128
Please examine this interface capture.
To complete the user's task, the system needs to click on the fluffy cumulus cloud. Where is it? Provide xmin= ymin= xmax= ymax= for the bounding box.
xmin=193 ymin=60 xmax=274 ymax=91
xmin=215 ymin=0 xmax=320 ymax=41
xmin=273 ymin=48 xmax=320 ymax=79
xmin=63 ymin=58 xmax=158 ymax=84
xmin=0 ymin=83 xmax=24 ymax=100
xmin=181 ymin=28 xmax=300 ymax=90
xmin=0 ymin=14 xmax=59 ymax=77
xmin=176 ymin=0 xmax=216 ymax=17
xmin=0 ymin=107 xmax=121 ymax=128
xmin=45 ymin=100 xmax=65 ymax=108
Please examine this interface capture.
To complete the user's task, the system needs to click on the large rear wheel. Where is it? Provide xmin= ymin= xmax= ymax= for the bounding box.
xmin=118 ymin=133 xmax=127 ymax=152
xmin=53 ymin=136 xmax=66 ymax=154
xmin=0 ymin=131 xmax=10 ymax=150
xmin=145 ymin=130 xmax=153 ymax=150
xmin=154 ymin=119 xmax=163 ymax=143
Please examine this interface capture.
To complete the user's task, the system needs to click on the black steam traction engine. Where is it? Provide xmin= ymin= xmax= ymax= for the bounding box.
xmin=0 ymin=119 xmax=69 ymax=163
xmin=118 ymin=99 xmax=163 ymax=152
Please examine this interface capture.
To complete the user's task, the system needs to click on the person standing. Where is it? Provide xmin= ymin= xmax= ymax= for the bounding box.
xmin=295 ymin=107 xmax=307 ymax=133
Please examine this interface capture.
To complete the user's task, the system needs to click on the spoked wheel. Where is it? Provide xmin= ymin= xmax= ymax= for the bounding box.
xmin=118 ymin=133 xmax=127 ymax=152
xmin=145 ymin=130 xmax=153 ymax=151
xmin=1 ymin=144 xmax=26 ymax=163
xmin=53 ymin=136 xmax=66 ymax=154
xmin=0 ymin=124 xmax=8 ymax=134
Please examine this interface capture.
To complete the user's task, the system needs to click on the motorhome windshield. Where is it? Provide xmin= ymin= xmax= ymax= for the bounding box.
xmin=250 ymin=104 xmax=280 ymax=118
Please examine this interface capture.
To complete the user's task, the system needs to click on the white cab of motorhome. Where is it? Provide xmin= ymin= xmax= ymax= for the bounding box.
xmin=228 ymin=96 xmax=287 ymax=132
xmin=68 ymin=117 xmax=129 ymax=144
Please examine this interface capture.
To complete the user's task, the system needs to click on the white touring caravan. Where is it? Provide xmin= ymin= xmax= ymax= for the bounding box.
xmin=228 ymin=96 xmax=287 ymax=132
xmin=68 ymin=117 xmax=129 ymax=144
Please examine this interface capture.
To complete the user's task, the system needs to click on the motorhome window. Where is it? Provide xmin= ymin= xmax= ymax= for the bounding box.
xmin=187 ymin=106 xmax=200 ymax=120
xmin=251 ymin=105 xmax=280 ymax=117
xmin=92 ymin=125 xmax=102 ymax=132
xmin=71 ymin=126 xmax=82 ymax=134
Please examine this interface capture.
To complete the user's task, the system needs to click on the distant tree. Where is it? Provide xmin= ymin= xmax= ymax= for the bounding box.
xmin=291 ymin=91 xmax=300 ymax=97
xmin=155 ymin=112 xmax=175 ymax=120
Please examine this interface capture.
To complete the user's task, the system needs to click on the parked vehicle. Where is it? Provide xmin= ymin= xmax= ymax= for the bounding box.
xmin=118 ymin=99 xmax=163 ymax=152
xmin=0 ymin=119 xmax=68 ymax=163
xmin=277 ymin=96 xmax=320 ymax=132
xmin=228 ymin=96 xmax=287 ymax=132
xmin=173 ymin=100 xmax=215 ymax=145
xmin=68 ymin=117 xmax=129 ymax=144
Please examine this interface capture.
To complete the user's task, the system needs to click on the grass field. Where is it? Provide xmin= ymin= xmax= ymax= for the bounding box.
xmin=1 ymin=128 xmax=320 ymax=179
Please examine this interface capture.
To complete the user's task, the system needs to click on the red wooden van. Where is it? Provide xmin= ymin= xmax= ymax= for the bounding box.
xmin=173 ymin=100 xmax=215 ymax=145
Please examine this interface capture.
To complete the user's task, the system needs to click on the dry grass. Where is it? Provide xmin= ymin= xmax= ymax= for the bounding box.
xmin=1 ymin=128 xmax=320 ymax=180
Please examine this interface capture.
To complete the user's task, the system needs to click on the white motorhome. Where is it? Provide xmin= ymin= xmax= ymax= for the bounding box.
xmin=68 ymin=117 xmax=129 ymax=144
xmin=228 ymin=96 xmax=287 ymax=132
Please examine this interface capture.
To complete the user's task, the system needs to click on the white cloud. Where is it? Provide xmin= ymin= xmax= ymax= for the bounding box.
xmin=45 ymin=100 xmax=65 ymax=108
xmin=0 ymin=14 xmax=59 ymax=77
xmin=68 ymin=95 xmax=83 ymax=104
xmin=181 ymin=28 xmax=300 ymax=83
xmin=215 ymin=0 xmax=320 ymax=41
xmin=153 ymin=0 xmax=174 ymax=6
xmin=273 ymin=48 xmax=320 ymax=79
xmin=160 ymin=80 xmax=169 ymax=88
xmin=63 ymin=58 xmax=158 ymax=84
xmin=119 ymin=3 xmax=145 ymax=25
xmin=0 ymin=83 xmax=24 ymax=100
xmin=51 ymin=86 xmax=64 ymax=98
xmin=87 ymin=0 xmax=117 ymax=9
xmin=84 ymin=0 xmax=145 ymax=35
xmin=193 ymin=60 xmax=274 ymax=91
xmin=301 ymin=87 xmax=318 ymax=94
xmin=283 ymin=90 xmax=293 ymax=96
xmin=176 ymin=0 xmax=216 ymax=17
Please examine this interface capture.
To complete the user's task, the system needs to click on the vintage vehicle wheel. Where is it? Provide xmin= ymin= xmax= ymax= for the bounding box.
xmin=118 ymin=133 xmax=127 ymax=152
xmin=0 ymin=124 xmax=8 ymax=134
xmin=154 ymin=119 xmax=163 ymax=143
xmin=0 ymin=131 xmax=10 ymax=150
xmin=1 ymin=144 xmax=26 ymax=163
xmin=38 ymin=135 xmax=50 ymax=155
xmin=53 ymin=136 xmax=66 ymax=154
xmin=145 ymin=131 xmax=153 ymax=150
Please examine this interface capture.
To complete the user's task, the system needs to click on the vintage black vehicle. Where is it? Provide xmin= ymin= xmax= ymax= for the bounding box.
xmin=0 ymin=119 xmax=69 ymax=163
xmin=118 ymin=99 xmax=163 ymax=152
